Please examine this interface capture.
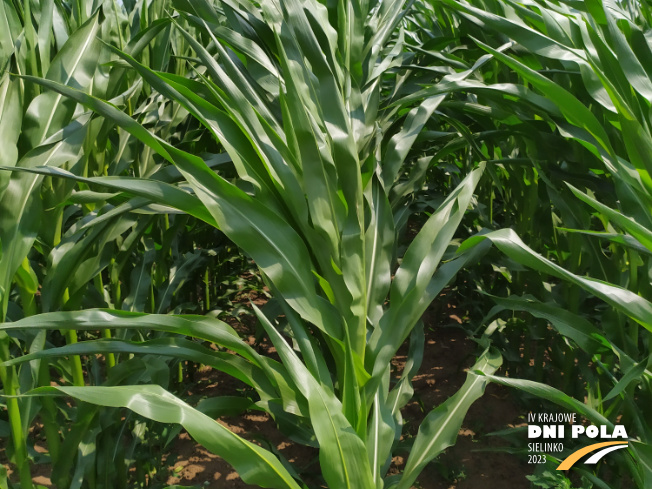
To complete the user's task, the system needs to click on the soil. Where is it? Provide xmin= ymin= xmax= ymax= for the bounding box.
xmin=2 ymin=297 xmax=533 ymax=489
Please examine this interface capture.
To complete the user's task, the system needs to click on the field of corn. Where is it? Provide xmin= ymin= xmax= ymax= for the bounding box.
xmin=0 ymin=0 xmax=651 ymax=487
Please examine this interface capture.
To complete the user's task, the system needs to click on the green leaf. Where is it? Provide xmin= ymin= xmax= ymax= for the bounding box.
xmin=382 ymin=95 xmax=446 ymax=187
xmin=482 ymin=375 xmax=612 ymax=428
xmin=3 ymin=338 xmax=268 ymax=392
xmin=460 ymin=229 xmax=652 ymax=332
xmin=368 ymin=367 xmax=396 ymax=487
xmin=155 ymin=251 xmax=205 ymax=313
xmin=22 ymin=12 xmax=101 ymax=147
xmin=486 ymin=294 xmax=611 ymax=354
xmin=603 ymin=359 xmax=649 ymax=402
xmin=367 ymin=165 xmax=486 ymax=382
xmin=254 ymin=305 xmax=376 ymax=489
xmin=566 ymin=183 xmax=652 ymax=253
xmin=122 ymin=238 xmax=155 ymax=313
xmin=396 ymin=348 xmax=502 ymax=489
xmin=470 ymin=38 xmax=614 ymax=157
xmin=365 ymin=177 xmax=395 ymax=326
xmin=0 ymin=118 xmax=88 ymax=319
xmin=557 ymin=229 xmax=652 ymax=257
xmin=196 ymin=396 xmax=257 ymax=418
xmin=630 ymin=441 xmax=652 ymax=489
xmin=0 ymin=75 xmax=21 ymax=185
xmin=28 ymin=385 xmax=303 ymax=489
xmin=0 ymin=165 xmax=218 ymax=227
xmin=0 ymin=0 xmax=21 ymax=71
xmin=0 ymin=309 xmax=261 ymax=365
xmin=16 ymin=75 xmax=343 ymax=341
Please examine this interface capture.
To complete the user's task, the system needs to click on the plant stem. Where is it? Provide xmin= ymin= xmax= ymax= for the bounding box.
xmin=19 ymin=277 xmax=63 ymax=469
xmin=38 ymin=362 xmax=61 ymax=464
xmin=0 ymin=338 xmax=34 ymax=489
xmin=50 ymin=211 xmax=85 ymax=385
xmin=94 ymin=274 xmax=116 ymax=369
xmin=17 ymin=287 xmax=36 ymax=319
xmin=111 ymin=258 xmax=122 ymax=310
xmin=102 ymin=328 xmax=116 ymax=369
xmin=61 ymin=288 xmax=85 ymax=387
xmin=65 ymin=329 xmax=85 ymax=386
xmin=204 ymin=268 xmax=210 ymax=313
xmin=628 ymin=249 xmax=639 ymax=351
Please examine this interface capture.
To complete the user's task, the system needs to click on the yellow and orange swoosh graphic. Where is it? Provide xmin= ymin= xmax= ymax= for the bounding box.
xmin=557 ymin=441 xmax=629 ymax=470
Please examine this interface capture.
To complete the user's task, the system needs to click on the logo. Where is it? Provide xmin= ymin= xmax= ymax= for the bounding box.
xmin=526 ymin=412 xmax=629 ymax=470
xmin=556 ymin=441 xmax=628 ymax=470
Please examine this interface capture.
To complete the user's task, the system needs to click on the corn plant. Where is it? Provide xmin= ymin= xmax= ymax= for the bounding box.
xmin=0 ymin=0 xmax=226 ymax=486
xmin=0 ymin=2 xmax=111 ymax=486
xmin=0 ymin=0 xmax=507 ymax=487
xmin=428 ymin=0 xmax=652 ymax=486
